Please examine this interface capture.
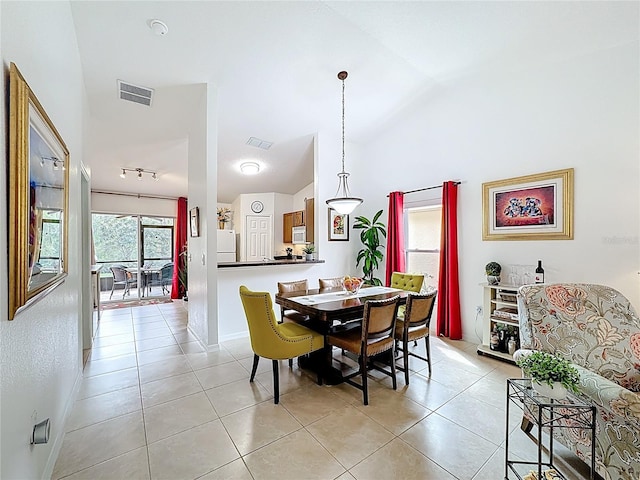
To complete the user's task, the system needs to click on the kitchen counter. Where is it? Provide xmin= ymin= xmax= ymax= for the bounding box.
xmin=218 ymin=259 xmax=325 ymax=268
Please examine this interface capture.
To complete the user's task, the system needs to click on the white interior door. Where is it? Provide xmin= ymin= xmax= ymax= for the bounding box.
xmin=245 ymin=215 xmax=271 ymax=261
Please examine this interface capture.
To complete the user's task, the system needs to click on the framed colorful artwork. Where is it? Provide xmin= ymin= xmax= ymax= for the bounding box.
xmin=328 ymin=208 xmax=349 ymax=241
xmin=482 ymin=168 xmax=574 ymax=241
xmin=189 ymin=207 xmax=200 ymax=237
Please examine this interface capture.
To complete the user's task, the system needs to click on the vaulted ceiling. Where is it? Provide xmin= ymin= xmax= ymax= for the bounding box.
xmin=70 ymin=1 xmax=637 ymax=203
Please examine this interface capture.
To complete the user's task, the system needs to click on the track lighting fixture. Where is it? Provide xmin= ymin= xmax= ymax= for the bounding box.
xmin=119 ymin=167 xmax=159 ymax=181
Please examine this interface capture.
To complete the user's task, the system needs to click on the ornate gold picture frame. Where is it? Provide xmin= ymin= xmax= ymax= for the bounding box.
xmin=482 ymin=168 xmax=574 ymax=241
xmin=9 ymin=63 xmax=69 ymax=319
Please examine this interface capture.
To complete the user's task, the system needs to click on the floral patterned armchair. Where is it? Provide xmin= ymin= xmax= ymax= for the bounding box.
xmin=517 ymin=283 xmax=640 ymax=480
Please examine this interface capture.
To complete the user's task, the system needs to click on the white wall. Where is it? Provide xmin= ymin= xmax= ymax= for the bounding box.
xmin=187 ymin=83 xmax=218 ymax=347
xmin=358 ymin=42 xmax=640 ymax=343
xmin=1 ymin=2 xmax=86 ymax=478
xmin=274 ymin=193 xmax=293 ymax=255
xmin=318 ymin=133 xmax=366 ymax=277
xmin=91 ymin=192 xmax=177 ymax=218
xmin=292 ymin=182 xmax=313 ymax=211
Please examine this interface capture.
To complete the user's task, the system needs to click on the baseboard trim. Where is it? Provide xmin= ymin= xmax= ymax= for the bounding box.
xmin=42 ymin=365 xmax=83 ymax=480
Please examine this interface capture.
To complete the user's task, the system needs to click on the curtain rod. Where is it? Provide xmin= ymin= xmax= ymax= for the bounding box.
xmin=91 ymin=190 xmax=179 ymax=201
xmin=386 ymin=181 xmax=462 ymax=197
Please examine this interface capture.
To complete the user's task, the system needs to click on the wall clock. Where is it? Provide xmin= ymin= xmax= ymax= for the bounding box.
xmin=251 ymin=200 xmax=264 ymax=213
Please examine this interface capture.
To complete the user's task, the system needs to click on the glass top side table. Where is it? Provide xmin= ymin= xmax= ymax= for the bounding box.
xmin=505 ymin=378 xmax=596 ymax=480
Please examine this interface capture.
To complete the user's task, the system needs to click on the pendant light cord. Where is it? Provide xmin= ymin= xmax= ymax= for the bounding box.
xmin=341 ymin=77 xmax=345 ymax=174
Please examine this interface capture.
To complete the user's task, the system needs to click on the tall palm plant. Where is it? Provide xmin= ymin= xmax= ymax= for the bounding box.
xmin=353 ymin=209 xmax=386 ymax=286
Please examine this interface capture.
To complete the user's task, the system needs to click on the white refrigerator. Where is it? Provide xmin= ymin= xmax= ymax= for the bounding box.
xmin=217 ymin=229 xmax=236 ymax=262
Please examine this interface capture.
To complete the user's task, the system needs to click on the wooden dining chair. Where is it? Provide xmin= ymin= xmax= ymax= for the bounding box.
xmin=239 ymin=286 xmax=324 ymax=404
xmin=277 ymin=279 xmax=310 ymax=324
xmin=319 ymin=277 xmax=344 ymax=289
xmin=394 ymin=291 xmax=437 ymax=384
xmin=391 ymin=272 xmax=425 ymax=346
xmin=327 ymin=296 xmax=400 ymax=405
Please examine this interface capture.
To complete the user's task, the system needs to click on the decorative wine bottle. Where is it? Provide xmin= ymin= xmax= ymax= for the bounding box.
xmin=535 ymin=260 xmax=545 ymax=284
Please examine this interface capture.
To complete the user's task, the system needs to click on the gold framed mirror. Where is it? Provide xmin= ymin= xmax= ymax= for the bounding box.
xmin=9 ymin=63 xmax=69 ymax=319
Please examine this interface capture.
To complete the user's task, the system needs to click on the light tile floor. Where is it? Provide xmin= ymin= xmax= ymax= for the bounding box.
xmin=53 ymin=302 xmax=595 ymax=480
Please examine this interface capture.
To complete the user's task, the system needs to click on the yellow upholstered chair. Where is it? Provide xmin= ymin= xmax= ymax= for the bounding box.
xmin=277 ymin=279 xmax=310 ymax=324
xmin=239 ymin=286 xmax=324 ymax=404
xmin=327 ymin=296 xmax=400 ymax=405
xmin=394 ymin=291 xmax=437 ymax=384
xmin=390 ymin=272 xmax=425 ymax=344
xmin=390 ymin=272 xmax=424 ymax=293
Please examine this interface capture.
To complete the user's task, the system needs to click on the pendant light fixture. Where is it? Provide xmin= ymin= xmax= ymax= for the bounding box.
xmin=326 ymin=71 xmax=363 ymax=215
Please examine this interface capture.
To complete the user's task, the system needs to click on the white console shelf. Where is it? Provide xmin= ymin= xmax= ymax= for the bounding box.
xmin=477 ymin=284 xmax=520 ymax=364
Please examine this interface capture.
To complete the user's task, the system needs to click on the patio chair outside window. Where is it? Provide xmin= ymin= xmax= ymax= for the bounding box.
xmin=109 ymin=265 xmax=137 ymax=300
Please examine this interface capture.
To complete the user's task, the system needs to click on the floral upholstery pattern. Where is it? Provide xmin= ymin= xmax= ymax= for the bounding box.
xmin=518 ymin=283 xmax=640 ymax=480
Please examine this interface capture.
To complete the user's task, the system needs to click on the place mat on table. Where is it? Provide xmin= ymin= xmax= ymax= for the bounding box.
xmin=291 ymin=286 xmax=404 ymax=305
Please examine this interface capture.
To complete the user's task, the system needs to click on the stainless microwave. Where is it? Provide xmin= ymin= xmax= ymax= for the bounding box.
xmin=292 ymin=226 xmax=306 ymax=244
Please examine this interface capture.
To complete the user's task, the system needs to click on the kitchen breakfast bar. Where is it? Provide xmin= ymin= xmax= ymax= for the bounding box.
xmin=216 ymin=258 xmax=329 ymax=343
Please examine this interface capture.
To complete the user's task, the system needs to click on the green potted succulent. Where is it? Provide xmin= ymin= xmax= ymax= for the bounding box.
xmin=485 ymin=261 xmax=502 ymax=285
xmin=516 ymin=351 xmax=580 ymax=400
xmin=353 ymin=210 xmax=386 ymax=286
xmin=302 ymin=243 xmax=315 ymax=261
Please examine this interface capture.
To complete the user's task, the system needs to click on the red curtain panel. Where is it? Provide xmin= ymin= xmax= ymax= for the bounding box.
xmin=385 ymin=191 xmax=406 ymax=285
xmin=171 ymin=197 xmax=188 ymax=299
xmin=436 ymin=182 xmax=462 ymax=339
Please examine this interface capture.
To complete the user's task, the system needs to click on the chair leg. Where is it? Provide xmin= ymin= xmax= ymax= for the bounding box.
xmin=425 ymin=335 xmax=432 ymax=377
xmin=288 ymin=358 xmax=293 ymax=369
xmin=250 ymin=354 xmax=259 ymax=382
xmin=403 ymin=338 xmax=410 ymax=385
xmin=272 ymin=360 xmax=280 ymax=404
xmin=109 ymin=284 xmax=115 ymax=300
xmin=390 ymin=347 xmax=397 ymax=390
xmin=361 ymin=355 xmax=369 ymax=406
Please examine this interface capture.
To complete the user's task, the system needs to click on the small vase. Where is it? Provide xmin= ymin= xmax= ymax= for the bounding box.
xmin=305 ymin=253 xmax=313 ymax=261
xmin=532 ymin=380 xmax=568 ymax=400
xmin=218 ymin=221 xmax=225 ymax=230
xmin=487 ymin=275 xmax=500 ymax=285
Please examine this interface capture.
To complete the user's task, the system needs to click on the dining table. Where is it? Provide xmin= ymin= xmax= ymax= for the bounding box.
xmin=275 ymin=285 xmax=411 ymax=384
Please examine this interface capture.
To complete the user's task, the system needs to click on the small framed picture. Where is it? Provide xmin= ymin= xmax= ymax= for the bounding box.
xmin=328 ymin=208 xmax=349 ymax=241
xmin=189 ymin=207 xmax=200 ymax=237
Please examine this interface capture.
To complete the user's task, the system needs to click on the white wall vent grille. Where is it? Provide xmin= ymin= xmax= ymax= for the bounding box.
xmin=246 ymin=137 xmax=273 ymax=150
xmin=118 ymin=80 xmax=154 ymax=107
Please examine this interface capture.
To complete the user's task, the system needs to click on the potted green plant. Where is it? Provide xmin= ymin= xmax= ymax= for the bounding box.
xmin=516 ymin=351 xmax=580 ymax=400
xmin=302 ymin=243 xmax=315 ymax=261
xmin=353 ymin=210 xmax=386 ymax=286
xmin=485 ymin=261 xmax=502 ymax=285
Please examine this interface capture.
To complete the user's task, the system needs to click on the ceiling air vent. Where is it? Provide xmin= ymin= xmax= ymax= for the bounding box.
xmin=246 ymin=137 xmax=273 ymax=150
xmin=117 ymin=80 xmax=154 ymax=107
